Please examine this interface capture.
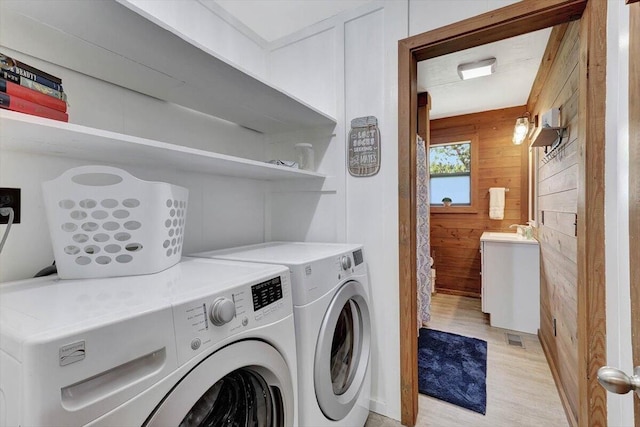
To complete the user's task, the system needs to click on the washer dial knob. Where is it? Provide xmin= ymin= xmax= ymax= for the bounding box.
xmin=210 ymin=298 xmax=236 ymax=326
xmin=341 ymin=256 xmax=352 ymax=270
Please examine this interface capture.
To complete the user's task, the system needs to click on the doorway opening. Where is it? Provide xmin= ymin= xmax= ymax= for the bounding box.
xmin=398 ymin=1 xmax=607 ymax=426
xmin=416 ymin=26 xmax=566 ymax=426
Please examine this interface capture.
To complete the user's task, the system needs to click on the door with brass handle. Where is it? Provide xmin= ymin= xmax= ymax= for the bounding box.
xmin=597 ymin=366 xmax=640 ymax=397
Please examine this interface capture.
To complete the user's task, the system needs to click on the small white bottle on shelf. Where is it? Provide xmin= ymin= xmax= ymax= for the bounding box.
xmin=295 ymin=143 xmax=315 ymax=171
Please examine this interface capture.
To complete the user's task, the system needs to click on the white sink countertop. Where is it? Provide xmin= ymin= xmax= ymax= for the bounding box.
xmin=480 ymin=231 xmax=539 ymax=245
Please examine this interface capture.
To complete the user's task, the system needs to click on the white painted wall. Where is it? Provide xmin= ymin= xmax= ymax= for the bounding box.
xmin=266 ymin=8 xmax=347 ymax=245
xmin=266 ymin=1 xmax=407 ymax=420
xmin=605 ymin=2 xmax=634 ymax=425
xmin=266 ymin=22 xmax=344 ymax=242
xmin=215 ymin=0 xmax=373 ymax=43
xmin=269 ymin=28 xmax=338 ymax=119
xmin=345 ymin=2 xmax=407 ymax=418
xmin=345 ymin=3 xmax=389 ymax=414
xmin=266 ymin=135 xmax=344 ymax=243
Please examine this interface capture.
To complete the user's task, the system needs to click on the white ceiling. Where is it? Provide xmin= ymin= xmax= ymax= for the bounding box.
xmin=419 ymin=28 xmax=552 ymax=119
xmin=214 ymin=0 xmax=373 ymax=42
xmin=212 ymin=1 xmax=552 ymax=120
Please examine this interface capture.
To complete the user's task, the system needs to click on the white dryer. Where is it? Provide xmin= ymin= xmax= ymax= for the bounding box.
xmin=0 ymin=257 xmax=297 ymax=426
xmin=192 ymin=242 xmax=372 ymax=427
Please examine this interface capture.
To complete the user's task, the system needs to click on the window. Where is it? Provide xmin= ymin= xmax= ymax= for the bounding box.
xmin=429 ymin=132 xmax=478 ymax=213
xmin=429 ymin=141 xmax=471 ymax=205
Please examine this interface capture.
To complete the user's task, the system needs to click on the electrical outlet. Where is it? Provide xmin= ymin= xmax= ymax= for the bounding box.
xmin=0 ymin=188 xmax=21 ymax=224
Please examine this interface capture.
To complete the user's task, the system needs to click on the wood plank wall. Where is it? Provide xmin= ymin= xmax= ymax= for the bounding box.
xmin=527 ymin=20 xmax=580 ymax=424
xmin=428 ymin=106 xmax=529 ymax=297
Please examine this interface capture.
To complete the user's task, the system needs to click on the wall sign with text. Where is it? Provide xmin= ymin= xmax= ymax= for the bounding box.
xmin=348 ymin=116 xmax=380 ymax=177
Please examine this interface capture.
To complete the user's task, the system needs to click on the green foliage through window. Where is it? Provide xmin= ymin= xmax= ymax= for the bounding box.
xmin=429 ymin=141 xmax=472 ymax=205
xmin=429 ymin=142 xmax=471 ymax=175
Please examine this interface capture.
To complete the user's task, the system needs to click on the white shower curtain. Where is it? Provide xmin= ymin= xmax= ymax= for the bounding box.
xmin=416 ymin=135 xmax=432 ymax=331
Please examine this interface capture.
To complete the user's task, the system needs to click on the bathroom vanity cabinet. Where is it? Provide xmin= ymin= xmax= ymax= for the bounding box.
xmin=480 ymin=232 xmax=540 ymax=334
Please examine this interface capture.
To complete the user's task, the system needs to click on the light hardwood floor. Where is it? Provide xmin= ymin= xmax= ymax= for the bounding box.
xmin=365 ymin=293 xmax=568 ymax=427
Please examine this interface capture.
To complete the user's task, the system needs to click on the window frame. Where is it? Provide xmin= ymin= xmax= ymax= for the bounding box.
xmin=428 ymin=131 xmax=479 ymax=214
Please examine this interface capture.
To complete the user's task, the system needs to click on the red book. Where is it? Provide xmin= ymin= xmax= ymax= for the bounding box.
xmin=0 ymin=78 xmax=66 ymax=112
xmin=0 ymin=92 xmax=68 ymax=122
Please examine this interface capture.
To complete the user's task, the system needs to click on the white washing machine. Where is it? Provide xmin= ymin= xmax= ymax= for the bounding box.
xmin=0 ymin=257 xmax=298 ymax=426
xmin=191 ymin=242 xmax=372 ymax=427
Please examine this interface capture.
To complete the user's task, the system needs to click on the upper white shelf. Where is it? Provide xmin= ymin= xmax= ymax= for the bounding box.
xmin=0 ymin=110 xmax=327 ymax=181
xmin=0 ymin=0 xmax=336 ymax=134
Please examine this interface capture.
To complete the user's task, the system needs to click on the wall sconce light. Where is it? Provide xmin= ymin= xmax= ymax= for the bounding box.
xmin=457 ymin=57 xmax=497 ymax=80
xmin=513 ymin=113 xmax=532 ymax=145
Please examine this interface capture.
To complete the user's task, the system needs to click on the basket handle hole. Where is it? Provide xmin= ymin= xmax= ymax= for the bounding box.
xmin=125 ymin=243 xmax=143 ymax=252
xmin=72 ymin=173 xmax=123 ymax=186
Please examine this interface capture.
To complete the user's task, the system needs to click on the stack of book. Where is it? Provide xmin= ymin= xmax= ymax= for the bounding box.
xmin=0 ymin=52 xmax=68 ymax=122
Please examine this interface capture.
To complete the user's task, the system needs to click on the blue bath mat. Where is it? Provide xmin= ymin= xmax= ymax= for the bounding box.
xmin=418 ymin=328 xmax=487 ymax=414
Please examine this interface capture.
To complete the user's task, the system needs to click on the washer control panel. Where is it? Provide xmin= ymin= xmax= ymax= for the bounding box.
xmin=210 ymin=297 xmax=236 ymax=326
xmin=172 ymin=273 xmax=291 ymax=365
xmin=251 ymin=276 xmax=283 ymax=311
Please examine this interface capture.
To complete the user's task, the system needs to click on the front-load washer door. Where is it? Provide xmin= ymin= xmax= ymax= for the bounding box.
xmin=314 ymin=280 xmax=371 ymax=421
xmin=145 ymin=340 xmax=293 ymax=427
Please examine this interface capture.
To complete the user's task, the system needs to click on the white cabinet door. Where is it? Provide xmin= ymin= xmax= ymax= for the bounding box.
xmin=481 ymin=240 xmax=540 ymax=334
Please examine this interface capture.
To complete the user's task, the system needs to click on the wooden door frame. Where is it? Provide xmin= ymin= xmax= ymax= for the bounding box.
xmin=397 ymin=1 xmax=607 ymax=426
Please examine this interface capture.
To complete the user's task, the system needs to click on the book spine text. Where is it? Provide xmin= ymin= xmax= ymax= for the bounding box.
xmin=0 ymin=79 xmax=67 ymax=112
xmin=0 ymin=52 xmax=63 ymax=84
xmin=0 ymin=70 xmax=66 ymax=101
xmin=6 ymin=66 xmax=63 ymax=92
xmin=0 ymin=92 xmax=69 ymax=122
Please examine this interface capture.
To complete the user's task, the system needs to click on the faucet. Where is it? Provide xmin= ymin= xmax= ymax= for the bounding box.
xmin=509 ymin=224 xmax=532 ymax=239
xmin=509 ymin=224 xmax=526 ymax=236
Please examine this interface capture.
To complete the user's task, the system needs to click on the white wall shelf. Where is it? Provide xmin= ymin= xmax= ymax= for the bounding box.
xmin=0 ymin=110 xmax=327 ymax=181
xmin=0 ymin=0 xmax=337 ymax=135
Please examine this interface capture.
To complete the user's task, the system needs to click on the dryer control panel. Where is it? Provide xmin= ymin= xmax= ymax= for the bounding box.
xmin=335 ymin=249 xmax=366 ymax=276
xmin=287 ymin=247 xmax=367 ymax=306
xmin=172 ymin=272 xmax=292 ymax=365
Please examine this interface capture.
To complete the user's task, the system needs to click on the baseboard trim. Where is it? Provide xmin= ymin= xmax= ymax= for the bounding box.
xmin=538 ymin=330 xmax=578 ymax=427
xmin=368 ymin=398 xmax=389 ymax=418
xmin=434 ymin=288 xmax=480 ymax=298
xmin=369 ymin=399 xmax=400 ymax=422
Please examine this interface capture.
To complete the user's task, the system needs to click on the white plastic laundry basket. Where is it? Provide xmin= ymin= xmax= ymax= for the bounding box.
xmin=42 ymin=165 xmax=189 ymax=279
